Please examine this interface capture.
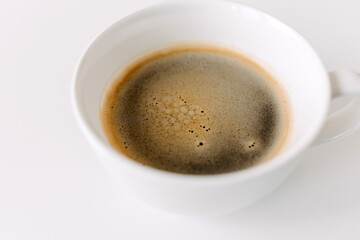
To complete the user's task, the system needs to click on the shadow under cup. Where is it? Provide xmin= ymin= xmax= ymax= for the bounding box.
xmin=73 ymin=1 xmax=330 ymax=215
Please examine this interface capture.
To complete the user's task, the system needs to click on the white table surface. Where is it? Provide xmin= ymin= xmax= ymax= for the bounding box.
xmin=1 ymin=0 xmax=360 ymax=239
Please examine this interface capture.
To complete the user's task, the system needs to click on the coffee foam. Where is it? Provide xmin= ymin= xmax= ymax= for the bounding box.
xmin=101 ymin=47 xmax=290 ymax=174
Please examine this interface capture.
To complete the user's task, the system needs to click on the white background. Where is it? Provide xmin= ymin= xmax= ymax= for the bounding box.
xmin=1 ymin=0 xmax=360 ymax=239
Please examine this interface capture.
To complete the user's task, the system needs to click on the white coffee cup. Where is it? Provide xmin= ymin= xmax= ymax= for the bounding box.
xmin=72 ymin=0 xmax=360 ymax=216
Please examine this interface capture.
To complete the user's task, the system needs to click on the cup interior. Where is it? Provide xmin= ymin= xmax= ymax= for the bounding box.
xmin=73 ymin=1 xmax=330 ymax=175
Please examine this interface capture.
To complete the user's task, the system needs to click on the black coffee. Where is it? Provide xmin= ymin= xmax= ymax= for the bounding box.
xmin=101 ymin=46 xmax=291 ymax=174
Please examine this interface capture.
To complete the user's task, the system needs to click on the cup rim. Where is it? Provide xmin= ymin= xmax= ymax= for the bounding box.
xmin=71 ymin=0 xmax=330 ymax=184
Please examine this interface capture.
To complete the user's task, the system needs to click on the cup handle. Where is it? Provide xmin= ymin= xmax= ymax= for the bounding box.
xmin=312 ymin=70 xmax=360 ymax=145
